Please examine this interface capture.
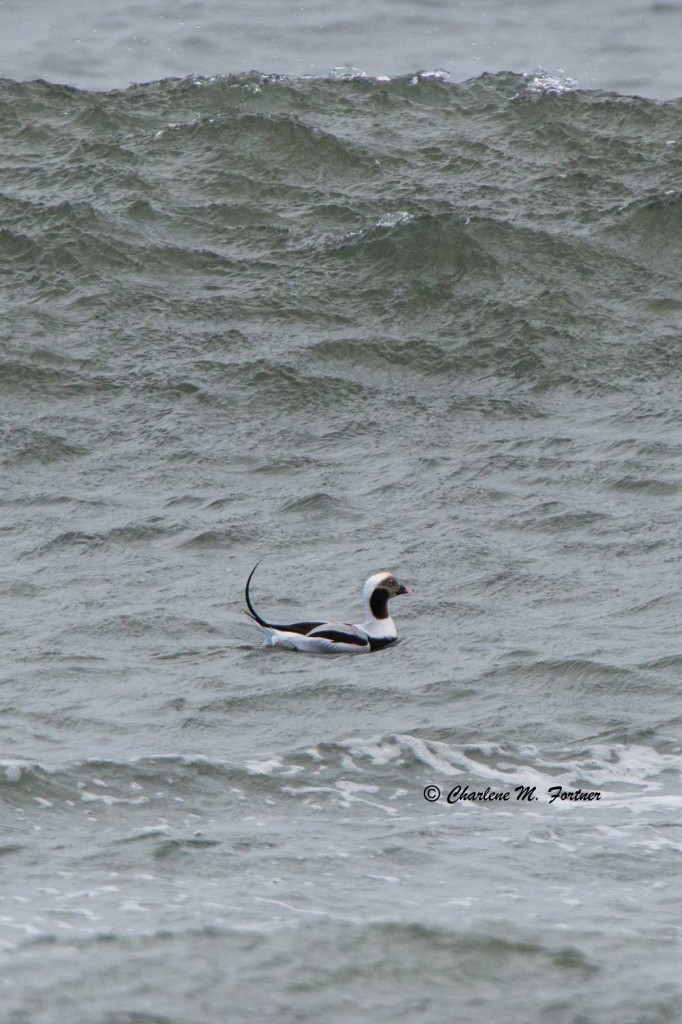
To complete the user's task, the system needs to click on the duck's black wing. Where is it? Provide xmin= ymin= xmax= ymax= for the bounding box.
xmin=307 ymin=623 xmax=370 ymax=648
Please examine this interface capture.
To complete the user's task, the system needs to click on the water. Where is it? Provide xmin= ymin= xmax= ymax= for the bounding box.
xmin=1 ymin=0 xmax=682 ymax=98
xmin=2 ymin=8 xmax=682 ymax=1023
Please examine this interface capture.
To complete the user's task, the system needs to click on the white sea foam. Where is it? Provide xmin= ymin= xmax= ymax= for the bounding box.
xmin=336 ymin=733 xmax=680 ymax=799
xmin=523 ymin=68 xmax=578 ymax=97
xmin=330 ymin=65 xmax=367 ymax=81
xmin=80 ymin=791 xmax=150 ymax=806
xmin=409 ymin=69 xmax=449 ymax=85
xmin=245 ymin=756 xmax=283 ymax=775
xmin=376 ymin=212 xmax=413 ymax=228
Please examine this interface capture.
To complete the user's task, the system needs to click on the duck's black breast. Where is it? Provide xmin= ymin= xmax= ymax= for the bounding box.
xmin=368 ymin=635 xmax=398 ymax=652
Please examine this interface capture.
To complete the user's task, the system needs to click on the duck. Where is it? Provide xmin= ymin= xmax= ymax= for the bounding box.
xmin=244 ymin=562 xmax=413 ymax=654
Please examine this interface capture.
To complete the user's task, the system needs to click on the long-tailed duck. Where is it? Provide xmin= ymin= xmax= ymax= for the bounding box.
xmin=245 ymin=562 xmax=413 ymax=654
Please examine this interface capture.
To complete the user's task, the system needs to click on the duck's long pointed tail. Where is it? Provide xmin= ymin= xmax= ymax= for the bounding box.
xmin=244 ymin=560 xmax=270 ymax=627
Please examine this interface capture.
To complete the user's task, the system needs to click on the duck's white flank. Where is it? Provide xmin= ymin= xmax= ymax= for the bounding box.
xmin=244 ymin=563 xmax=413 ymax=654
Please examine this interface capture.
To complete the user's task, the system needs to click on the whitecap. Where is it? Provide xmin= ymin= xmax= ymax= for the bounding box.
xmin=376 ymin=211 xmax=413 ymax=228
xmin=409 ymin=69 xmax=450 ymax=85
xmin=523 ymin=68 xmax=578 ymax=97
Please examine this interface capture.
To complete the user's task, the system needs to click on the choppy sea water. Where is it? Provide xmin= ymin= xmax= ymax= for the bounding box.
xmin=1 ymin=68 xmax=682 ymax=1023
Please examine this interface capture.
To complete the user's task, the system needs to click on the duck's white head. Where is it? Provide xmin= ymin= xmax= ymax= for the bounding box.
xmin=363 ymin=571 xmax=413 ymax=621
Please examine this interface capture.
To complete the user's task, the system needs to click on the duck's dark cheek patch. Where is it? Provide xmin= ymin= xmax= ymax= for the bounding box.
xmin=370 ymin=587 xmax=390 ymax=619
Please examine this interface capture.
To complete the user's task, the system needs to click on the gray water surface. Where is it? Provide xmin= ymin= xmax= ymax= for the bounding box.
xmin=0 ymin=0 xmax=681 ymax=97
xmin=1 ymin=12 xmax=682 ymax=1024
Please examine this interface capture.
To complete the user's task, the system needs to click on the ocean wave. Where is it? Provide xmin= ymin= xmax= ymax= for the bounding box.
xmin=3 ymin=731 xmax=678 ymax=812
xmin=3 ymin=68 xmax=680 ymax=370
